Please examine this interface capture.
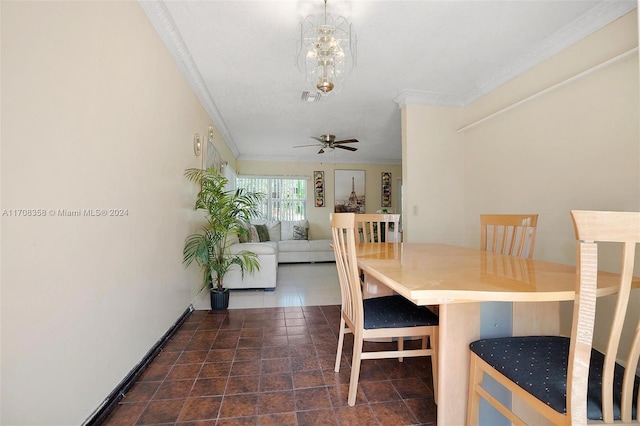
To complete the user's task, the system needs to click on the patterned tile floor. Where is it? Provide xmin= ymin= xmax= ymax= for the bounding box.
xmin=103 ymin=305 xmax=437 ymax=425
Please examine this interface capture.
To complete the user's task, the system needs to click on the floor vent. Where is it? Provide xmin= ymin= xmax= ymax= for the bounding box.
xmin=82 ymin=305 xmax=195 ymax=425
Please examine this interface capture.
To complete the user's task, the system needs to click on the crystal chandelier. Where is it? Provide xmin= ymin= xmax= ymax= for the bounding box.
xmin=296 ymin=0 xmax=356 ymax=95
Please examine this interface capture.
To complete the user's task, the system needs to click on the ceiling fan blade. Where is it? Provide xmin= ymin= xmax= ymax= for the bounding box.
xmin=310 ymin=136 xmax=324 ymax=142
xmin=293 ymin=144 xmax=322 ymax=148
xmin=335 ymin=139 xmax=359 ymax=144
xmin=336 ymin=145 xmax=358 ymax=152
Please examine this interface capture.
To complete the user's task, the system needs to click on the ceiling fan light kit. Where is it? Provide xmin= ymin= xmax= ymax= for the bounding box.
xmin=296 ymin=0 xmax=356 ymax=96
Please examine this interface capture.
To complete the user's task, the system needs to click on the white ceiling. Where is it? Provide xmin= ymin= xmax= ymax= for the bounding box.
xmin=141 ymin=1 xmax=636 ymax=165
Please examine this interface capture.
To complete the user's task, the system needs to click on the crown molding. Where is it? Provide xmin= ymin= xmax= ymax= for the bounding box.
xmin=394 ymin=90 xmax=466 ymax=108
xmin=396 ymin=0 xmax=638 ymax=108
xmin=463 ymin=0 xmax=638 ymax=104
xmin=238 ymin=153 xmax=402 ymax=166
xmin=138 ymin=0 xmax=240 ymax=158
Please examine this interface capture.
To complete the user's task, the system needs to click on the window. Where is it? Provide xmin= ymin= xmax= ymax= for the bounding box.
xmin=236 ymin=176 xmax=307 ymax=221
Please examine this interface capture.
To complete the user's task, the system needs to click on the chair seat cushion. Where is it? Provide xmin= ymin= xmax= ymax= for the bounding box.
xmin=363 ymin=295 xmax=439 ymax=329
xmin=469 ymin=336 xmax=639 ymax=420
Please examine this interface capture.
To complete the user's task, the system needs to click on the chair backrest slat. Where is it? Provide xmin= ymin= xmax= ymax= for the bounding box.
xmin=354 ymin=213 xmax=400 ymax=243
xmin=569 ymin=210 xmax=640 ymax=424
xmin=480 ymin=214 xmax=538 ymax=258
xmin=331 ymin=213 xmax=364 ymax=329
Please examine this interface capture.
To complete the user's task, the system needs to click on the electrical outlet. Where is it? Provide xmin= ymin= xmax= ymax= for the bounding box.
xmin=412 ymin=205 xmax=418 ymax=215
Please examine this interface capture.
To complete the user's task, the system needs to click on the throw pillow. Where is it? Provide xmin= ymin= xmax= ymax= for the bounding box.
xmin=292 ymin=225 xmax=308 ymax=240
xmin=266 ymin=220 xmax=281 ymax=242
xmin=255 ymin=224 xmax=270 ymax=242
xmin=249 ymin=225 xmax=260 ymax=243
xmin=281 ymin=220 xmax=308 ymax=240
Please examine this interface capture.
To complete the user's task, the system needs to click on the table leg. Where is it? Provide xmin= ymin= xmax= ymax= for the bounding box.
xmin=437 ymin=302 xmax=481 ymax=425
xmin=510 ymin=301 xmax=560 ymax=425
xmin=438 ymin=302 xmax=560 ymax=426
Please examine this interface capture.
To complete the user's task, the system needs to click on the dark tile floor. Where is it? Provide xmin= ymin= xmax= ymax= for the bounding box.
xmin=103 ymin=305 xmax=437 ymax=425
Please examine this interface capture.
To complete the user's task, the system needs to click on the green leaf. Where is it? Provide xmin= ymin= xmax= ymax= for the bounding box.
xmin=182 ymin=167 xmax=265 ymax=292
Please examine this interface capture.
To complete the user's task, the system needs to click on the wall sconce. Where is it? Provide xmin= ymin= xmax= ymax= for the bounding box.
xmin=193 ymin=133 xmax=201 ymax=156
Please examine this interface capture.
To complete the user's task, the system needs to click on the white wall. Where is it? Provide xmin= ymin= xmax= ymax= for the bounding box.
xmin=0 ymin=2 xmax=228 ymax=424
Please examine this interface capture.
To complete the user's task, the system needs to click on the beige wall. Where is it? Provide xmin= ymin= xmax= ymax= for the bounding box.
xmin=401 ymin=105 xmax=465 ymax=244
xmin=462 ymin=10 xmax=639 ymax=351
xmin=0 ymin=2 xmax=231 ymax=424
xmin=238 ymin=161 xmax=402 ymax=239
xmin=461 ymin=10 xmax=639 ymax=264
xmin=404 ymin=10 xmax=639 ymax=351
xmin=2 ymin=2 xmax=637 ymax=424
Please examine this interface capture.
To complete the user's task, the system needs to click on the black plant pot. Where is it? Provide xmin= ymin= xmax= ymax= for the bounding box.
xmin=210 ymin=288 xmax=230 ymax=310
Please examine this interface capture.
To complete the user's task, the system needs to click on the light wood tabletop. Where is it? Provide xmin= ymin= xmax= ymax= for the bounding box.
xmin=357 ymin=242 xmax=627 ymax=304
xmin=355 ymin=242 xmax=638 ymax=425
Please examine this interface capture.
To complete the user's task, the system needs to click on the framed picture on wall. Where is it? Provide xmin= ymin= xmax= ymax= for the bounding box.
xmin=314 ymin=171 xmax=325 ymax=207
xmin=334 ymin=170 xmax=365 ymax=213
xmin=381 ymin=172 xmax=392 ymax=207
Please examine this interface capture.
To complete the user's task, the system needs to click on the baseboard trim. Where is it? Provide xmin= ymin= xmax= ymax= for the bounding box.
xmin=82 ymin=304 xmax=195 ymax=425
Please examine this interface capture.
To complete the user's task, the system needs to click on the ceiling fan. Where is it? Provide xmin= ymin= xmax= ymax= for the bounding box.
xmin=293 ymin=134 xmax=359 ymax=154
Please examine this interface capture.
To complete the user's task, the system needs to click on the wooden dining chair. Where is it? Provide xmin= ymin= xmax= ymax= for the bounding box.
xmin=355 ymin=213 xmax=433 ymax=352
xmin=354 ymin=213 xmax=401 ymax=243
xmin=480 ymin=214 xmax=539 ymax=258
xmin=467 ymin=210 xmax=640 ymax=425
xmin=331 ymin=212 xmax=439 ymax=406
xmin=353 ymin=213 xmax=400 ymax=283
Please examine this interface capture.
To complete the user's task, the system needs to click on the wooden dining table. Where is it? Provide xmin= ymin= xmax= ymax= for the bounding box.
xmin=356 ymin=242 xmax=635 ymax=426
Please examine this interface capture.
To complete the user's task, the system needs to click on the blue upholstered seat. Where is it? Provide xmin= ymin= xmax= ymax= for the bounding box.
xmin=469 ymin=336 xmax=639 ymax=421
xmin=363 ymin=295 xmax=439 ymax=329
xmin=332 ymin=212 xmax=439 ymax=407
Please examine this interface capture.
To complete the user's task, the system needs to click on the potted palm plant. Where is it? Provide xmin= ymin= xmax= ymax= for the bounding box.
xmin=183 ymin=167 xmax=265 ymax=310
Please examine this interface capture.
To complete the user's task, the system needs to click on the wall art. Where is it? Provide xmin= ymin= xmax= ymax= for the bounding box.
xmin=381 ymin=172 xmax=392 ymax=207
xmin=314 ymin=171 xmax=325 ymax=207
xmin=334 ymin=170 xmax=365 ymax=213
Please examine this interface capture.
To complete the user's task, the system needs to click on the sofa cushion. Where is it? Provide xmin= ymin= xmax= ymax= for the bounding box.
xmin=278 ymin=239 xmax=332 ymax=253
xmin=293 ymin=225 xmax=308 ymax=240
xmin=281 ymin=220 xmax=309 ymax=241
xmin=229 ymin=241 xmax=277 ymax=255
xmin=238 ymin=222 xmax=251 ymax=243
xmin=278 ymin=240 xmax=311 ymax=252
xmin=227 ymin=233 xmax=240 ymax=246
xmin=308 ymin=239 xmax=332 ymax=252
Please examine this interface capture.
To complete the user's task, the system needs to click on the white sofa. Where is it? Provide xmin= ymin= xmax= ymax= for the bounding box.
xmin=224 ymin=220 xmax=334 ymax=290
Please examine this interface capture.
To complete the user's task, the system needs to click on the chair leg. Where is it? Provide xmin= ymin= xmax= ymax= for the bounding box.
xmin=398 ymin=337 xmax=404 ymax=362
xmin=335 ymin=318 xmax=346 ymax=372
xmin=431 ymin=328 xmax=438 ymax=405
xmin=466 ymin=353 xmax=483 ymax=426
xmin=348 ymin=333 xmax=364 ymax=406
